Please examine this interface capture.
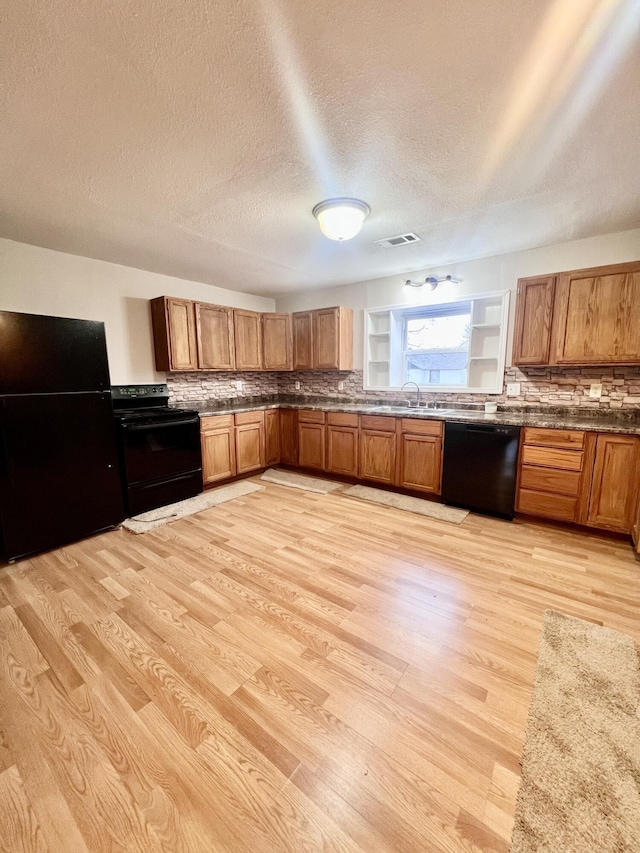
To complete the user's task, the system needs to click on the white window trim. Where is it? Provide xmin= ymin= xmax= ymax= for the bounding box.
xmin=363 ymin=289 xmax=510 ymax=394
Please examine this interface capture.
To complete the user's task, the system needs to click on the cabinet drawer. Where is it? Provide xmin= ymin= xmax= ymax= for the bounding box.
xmin=200 ymin=414 xmax=234 ymax=430
xmin=521 ymin=445 xmax=583 ymax=471
xmin=297 ymin=410 xmax=326 ymax=424
xmin=327 ymin=412 xmax=358 ymax=427
xmin=517 ymin=489 xmax=577 ymax=522
xmin=359 ymin=415 xmax=396 ymax=432
xmin=235 ymin=410 xmax=265 ymax=426
xmin=400 ymin=418 xmax=443 ymax=437
xmin=519 ymin=465 xmax=581 ymax=497
xmin=523 ymin=427 xmax=585 ymax=449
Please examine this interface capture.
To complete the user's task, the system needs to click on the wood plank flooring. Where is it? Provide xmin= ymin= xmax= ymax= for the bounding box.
xmin=1 ymin=479 xmax=639 ymax=852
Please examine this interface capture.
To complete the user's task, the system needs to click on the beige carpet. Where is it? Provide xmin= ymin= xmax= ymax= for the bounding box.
xmin=342 ymin=484 xmax=469 ymax=524
xmin=511 ymin=610 xmax=640 ymax=853
xmin=260 ymin=468 xmax=343 ymax=494
xmin=122 ymin=481 xmax=264 ymax=533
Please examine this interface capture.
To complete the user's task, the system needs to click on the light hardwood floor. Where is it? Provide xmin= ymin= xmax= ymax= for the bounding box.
xmin=1 ymin=480 xmax=639 ymax=852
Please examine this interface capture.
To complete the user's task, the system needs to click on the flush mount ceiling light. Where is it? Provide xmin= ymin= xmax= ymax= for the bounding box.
xmin=404 ymin=274 xmax=461 ymax=290
xmin=312 ymin=198 xmax=370 ymax=241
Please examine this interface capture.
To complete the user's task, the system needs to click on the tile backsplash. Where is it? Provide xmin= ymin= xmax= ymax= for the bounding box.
xmin=167 ymin=371 xmax=278 ymax=403
xmin=168 ymin=366 xmax=640 ymax=409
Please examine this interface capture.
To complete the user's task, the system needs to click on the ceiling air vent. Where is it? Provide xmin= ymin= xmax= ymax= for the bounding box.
xmin=374 ymin=232 xmax=422 ymax=249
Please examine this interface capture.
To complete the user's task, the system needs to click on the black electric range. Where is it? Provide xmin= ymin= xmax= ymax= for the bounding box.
xmin=112 ymin=384 xmax=202 ymax=516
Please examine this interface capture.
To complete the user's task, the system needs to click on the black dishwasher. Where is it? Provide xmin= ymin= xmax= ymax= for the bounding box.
xmin=442 ymin=421 xmax=521 ymax=519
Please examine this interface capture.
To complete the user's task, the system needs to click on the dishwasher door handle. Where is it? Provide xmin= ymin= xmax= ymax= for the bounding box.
xmin=464 ymin=424 xmax=496 ymax=433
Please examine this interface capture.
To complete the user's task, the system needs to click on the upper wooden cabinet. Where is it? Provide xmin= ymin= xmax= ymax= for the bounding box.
xmin=150 ymin=296 xmax=198 ymax=371
xmin=314 ymin=308 xmax=353 ymax=370
xmin=262 ymin=313 xmax=292 ymax=371
xmin=292 ymin=311 xmax=314 ymax=370
xmin=512 ymin=261 xmax=640 ymax=366
xmin=234 ymin=310 xmax=263 ymax=371
xmin=512 ymin=276 xmax=555 ymax=365
xmin=553 ymin=263 xmax=640 ymax=364
xmin=195 ymin=303 xmax=235 ymax=370
xmin=151 ymin=298 xmax=353 ymax=373
xmin=293 ymin=307 xmax=353 ymax=371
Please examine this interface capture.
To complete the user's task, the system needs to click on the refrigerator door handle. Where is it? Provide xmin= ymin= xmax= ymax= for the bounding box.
xmin=0 ymin=402 xmax=9 ymax=480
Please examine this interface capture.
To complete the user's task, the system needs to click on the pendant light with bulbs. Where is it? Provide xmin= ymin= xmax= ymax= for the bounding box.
xmin=312 ymin=198 xmax=370 ymax=241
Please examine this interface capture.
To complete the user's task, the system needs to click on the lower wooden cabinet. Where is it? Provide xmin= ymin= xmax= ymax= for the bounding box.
xmin=264 ymin=409 xmax=280 ymax=466
xmin=398 ymin=434 xmax=442 ymax=494
xmin=359 ymin=417 xmax=397 ymax=484
xmin=516 ymin=427 xmax=585 ymax=522
xmin=279 ymin=409 xmax=298 ymax=465
xmin=235 ymin=411 xmax=265 ymax=474
xmin=586 ymin=434 xmax=639 ymax=532
xmin=517 ymin=427 xmax=640 ymax=533
xmin=326 ymin=413 xmax=358 ymax=477
xmin=297 ymin=411 xmax=325 ymax=470
xmin=201 ymin=415 xmax=236 ymax=485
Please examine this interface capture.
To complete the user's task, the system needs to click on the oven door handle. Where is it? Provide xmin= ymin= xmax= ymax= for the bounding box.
xmin=122 ymin=418 xmax=199 ymax=431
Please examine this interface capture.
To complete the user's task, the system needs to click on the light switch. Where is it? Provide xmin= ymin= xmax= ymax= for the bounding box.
xmin=338 ymin=380 xmax=345 ymax=392
xmin=589 ymin=383 xmax=602 ymax=399
xmin=506 ymin=383 xmax=521 ymax=397
xmin=295 ymin=381 xmax=301 ymax=390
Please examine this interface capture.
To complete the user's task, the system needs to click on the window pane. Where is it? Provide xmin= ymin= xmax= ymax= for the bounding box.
xmin=406 ymin=357 xmax=467 ymax=386
xmin=406 ymin=314 xmax=471 ymax=351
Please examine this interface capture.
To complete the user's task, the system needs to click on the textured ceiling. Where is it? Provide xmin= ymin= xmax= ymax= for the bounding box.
xmin=1 ymin=0 xmax=639 ymax=296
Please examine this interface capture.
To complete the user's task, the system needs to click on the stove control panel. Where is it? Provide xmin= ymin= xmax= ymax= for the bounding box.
xmin=111 ymin=384 xmax=169 ymax=400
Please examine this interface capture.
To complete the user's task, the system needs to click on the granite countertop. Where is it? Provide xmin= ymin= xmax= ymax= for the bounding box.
xmin=174 ymin=396 xmax=640 ymax=435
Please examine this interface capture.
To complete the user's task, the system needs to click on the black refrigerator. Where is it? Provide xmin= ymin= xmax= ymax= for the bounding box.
xmin=0 ymin=311 xmax=125 ymax=562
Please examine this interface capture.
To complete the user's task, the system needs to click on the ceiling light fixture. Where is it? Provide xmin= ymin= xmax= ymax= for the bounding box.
xmin=404 ymin=274 xmax=461 ymax=290
xmin=312 ymin=198 xmax=370 ymax=241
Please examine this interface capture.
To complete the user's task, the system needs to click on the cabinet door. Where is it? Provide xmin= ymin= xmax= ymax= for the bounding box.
xmin=399 ymin=434 xmax=442 ymax=494
xmin=201 ymin=418 xmax=236 ymax=485
xmin=293 ymin=312 xmax=314 ymax=370
xmin=234 ymin=310 xmax=263 ymax=370
xmin=326 ymin=426 xmax=358 ymax=477
xmin=554 ymin=262 xmax=640 ymax=364
xmin=587 ymin=434 xmax=639 ymax=532
xmin=280 ymin=409 xmax=298 ymax=465
xmin=195 ymin=303 xmax=235 ymax=370
xmin=314 ymin=308 xmax=340 ymax=369
xmin=264 ymin=409 xmax=280 ymax=466
xmin=298 ymin=423 xmax=325 ymax=470
xmin=262 ymin=314 xmax=292 ymax=371
xmin=512 ymin=276 xmax=555 ymax=365
xmin=235 ymin=422 xmax=265 ymax=474
xmin=359 ymin=429 xmax=396 ymax=484
xmin=151 ymin=297 xmax=198 ymax=371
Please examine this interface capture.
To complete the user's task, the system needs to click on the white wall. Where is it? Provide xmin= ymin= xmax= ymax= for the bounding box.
xmin=0 ymin=238 xmax=274 ymax=383
xmin=276 ymin=228 xmax=640 ymax=370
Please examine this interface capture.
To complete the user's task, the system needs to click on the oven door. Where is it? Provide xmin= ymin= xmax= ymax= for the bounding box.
xmin=119 ymin=416 xmax=202 ymax=485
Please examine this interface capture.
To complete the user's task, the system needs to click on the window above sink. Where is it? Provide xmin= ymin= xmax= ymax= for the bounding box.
xmin=364 ymin=290 xmax=509 ymax=395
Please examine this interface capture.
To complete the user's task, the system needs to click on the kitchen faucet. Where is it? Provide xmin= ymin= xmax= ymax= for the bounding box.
xmin=401 ymin=381 xmax=422 ymax=408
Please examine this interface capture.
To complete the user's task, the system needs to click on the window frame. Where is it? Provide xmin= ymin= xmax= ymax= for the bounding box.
xmin=363 ymin=289 xmax=510 ymax=394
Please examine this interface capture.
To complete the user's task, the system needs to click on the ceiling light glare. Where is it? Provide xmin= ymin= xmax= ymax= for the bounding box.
xmin=312 ymin=198 xmax=370 ymax=241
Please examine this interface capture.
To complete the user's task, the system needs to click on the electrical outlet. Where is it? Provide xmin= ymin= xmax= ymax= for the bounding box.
xmin=589 ymin=383 xmax=603 ymax=399
xmin=235 ymin=380 xmax=243 ymax=391
xmin=506 ymin=382 xmax=521 ymax=397
xmin=338 ymin=380 xmax=345 ymax=392
xmin=295 ymin=381 xmax=301 ymax=391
